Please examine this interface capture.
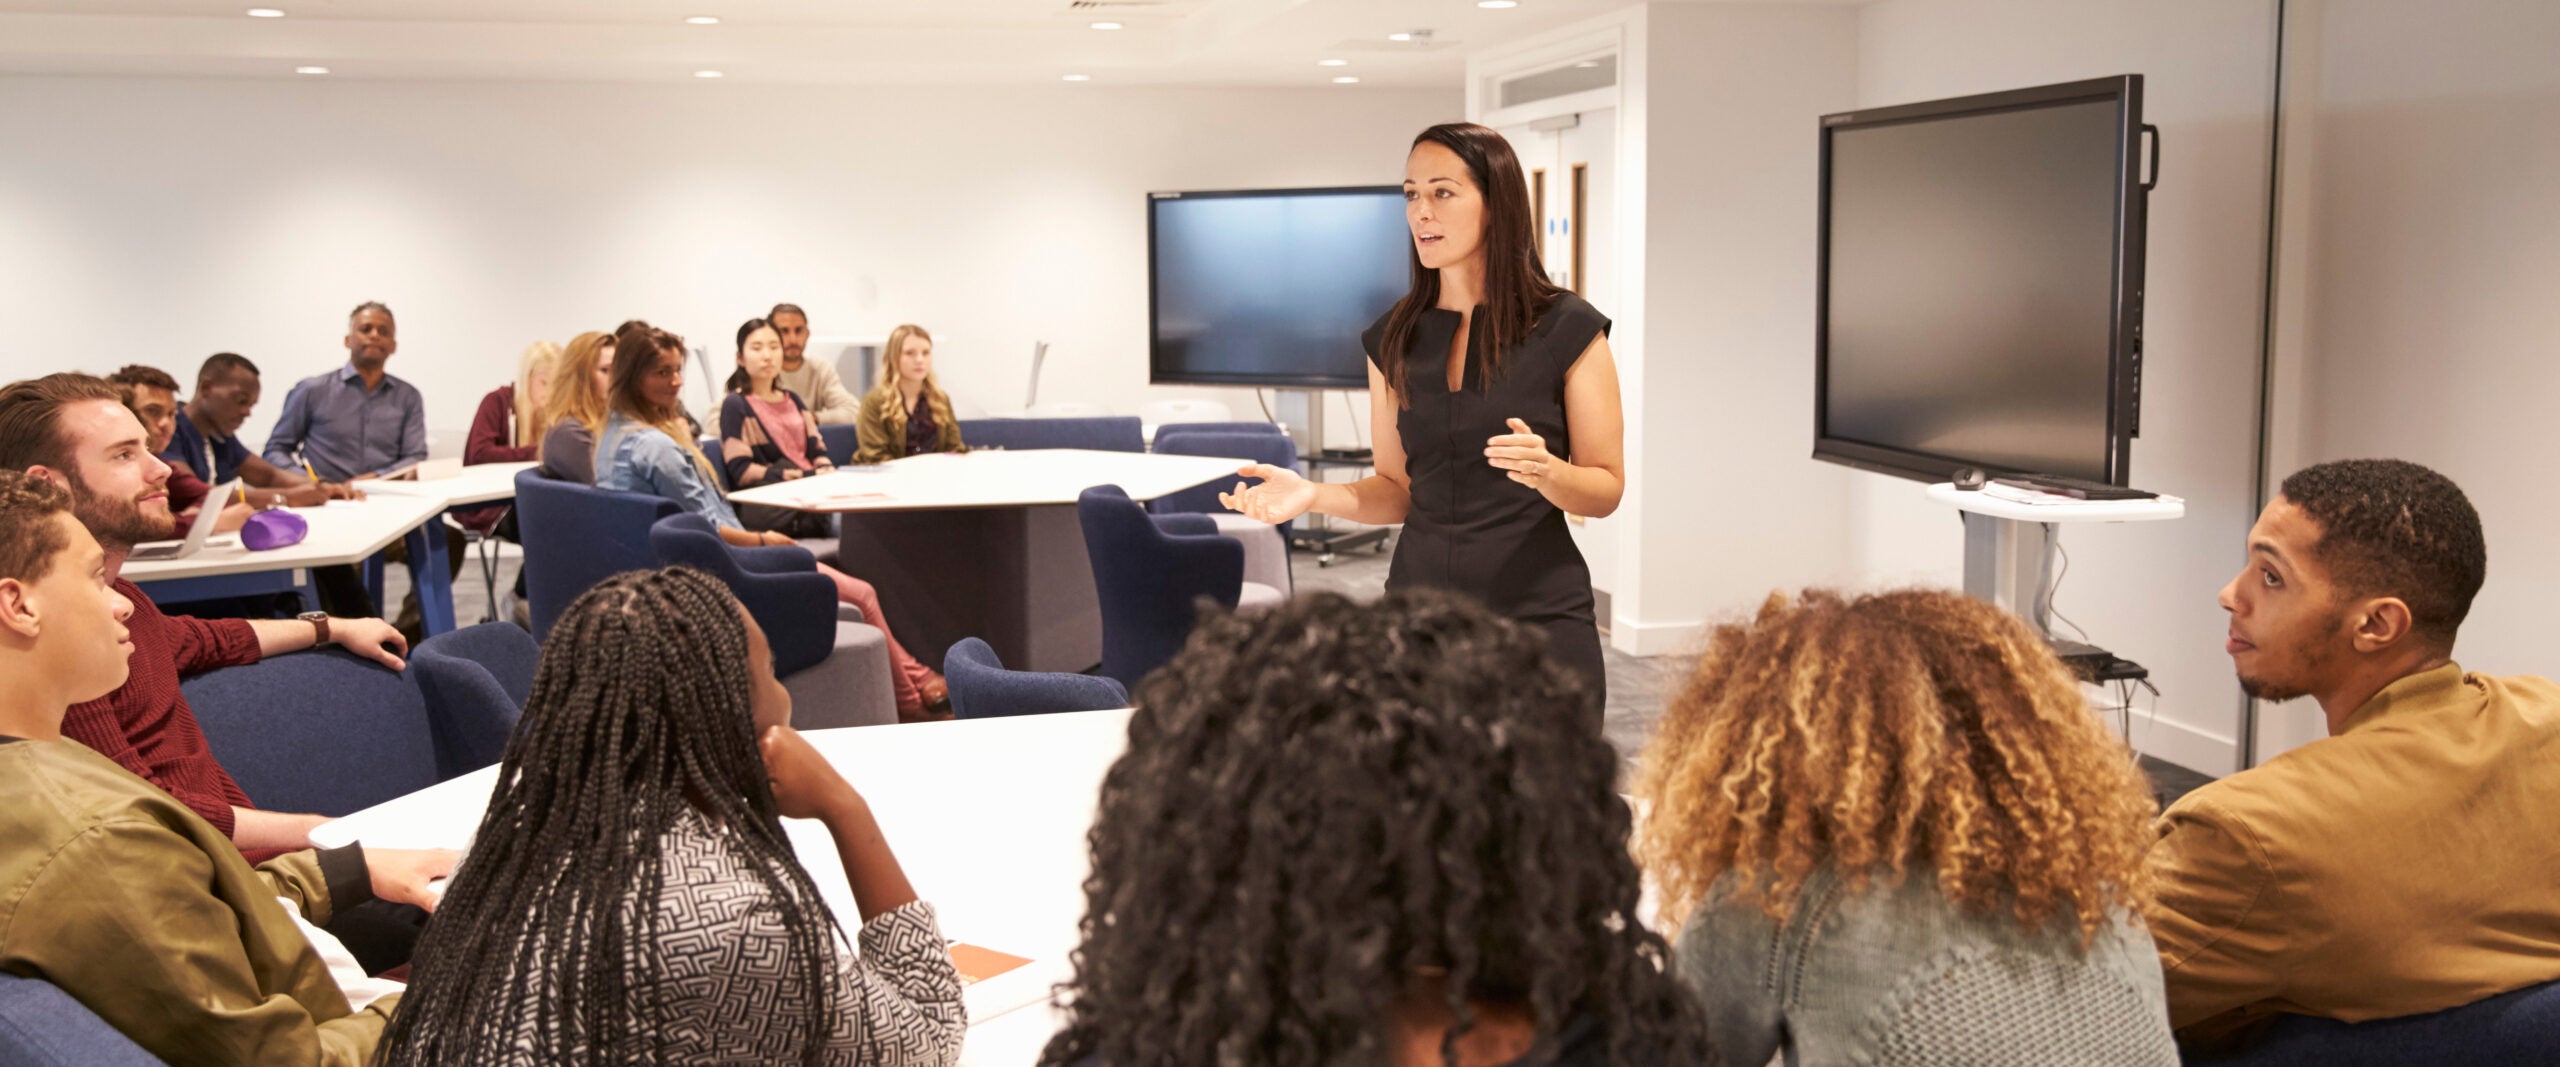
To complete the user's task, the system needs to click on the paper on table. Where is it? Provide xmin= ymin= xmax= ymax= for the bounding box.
xmin=950 ymin=942 xmax=1059 ymax=1027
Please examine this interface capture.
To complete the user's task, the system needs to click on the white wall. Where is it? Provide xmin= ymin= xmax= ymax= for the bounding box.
xmin=0 ymin=77 xmax=1458 ymax=449
xmin=2256 ymin=0 xmax=2560 ymax=757
xmin=1843 ymin=0 xmax=2281 ymax=774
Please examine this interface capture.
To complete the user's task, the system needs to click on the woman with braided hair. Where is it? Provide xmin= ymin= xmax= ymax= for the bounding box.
xmin=375 ymin=567 xmax=964 ymax=1066
xmin=1040 ymin=589 xmax=1706 ymax=1067
xmin=1635 ymin=588 xmax=2174 ymax=1067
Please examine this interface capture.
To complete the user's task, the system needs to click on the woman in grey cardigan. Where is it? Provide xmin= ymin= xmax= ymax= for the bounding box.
xmin=1636 ymin=588 xmax=2176 ymax=1067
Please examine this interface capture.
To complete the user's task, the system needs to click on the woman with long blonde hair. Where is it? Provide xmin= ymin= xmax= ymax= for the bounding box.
xmin=850 ymin=324 xmax=964 ymax=465
xmin=535 ymin=330 xmax=613 ymax=485
xmin=1636 ymin=588 xmax=2174 ymax=1067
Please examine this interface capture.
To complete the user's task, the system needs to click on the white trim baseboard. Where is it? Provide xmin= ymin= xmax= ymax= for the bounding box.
xmin=1610 ymin=615 xmax=1703 ymax=658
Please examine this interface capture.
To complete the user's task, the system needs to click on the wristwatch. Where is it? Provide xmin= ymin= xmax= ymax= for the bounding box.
xmin=298 ymin=610 xmax=330 ymax=646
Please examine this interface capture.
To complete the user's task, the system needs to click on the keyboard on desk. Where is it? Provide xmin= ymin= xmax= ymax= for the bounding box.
xmin=1990 ymin=474 xmax=2157 ymax=501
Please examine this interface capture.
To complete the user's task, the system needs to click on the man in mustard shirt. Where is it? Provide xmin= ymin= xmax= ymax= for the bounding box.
xmin=0 ymin=469 xmax=455 ymax=1065
xmin=2146 ymin=458 xmax=2560 ymax=1049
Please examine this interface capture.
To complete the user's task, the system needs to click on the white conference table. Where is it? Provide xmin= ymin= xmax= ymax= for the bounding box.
xmin=727 ymin=450 xmax=1253 ymax=674
xmin=313 ymin=708 xmax=1134 ymax=1065
xmin=362 ymin=461 xmax=540 ymax=629
xmin=125 ymin=493 xmax=455 ymax=631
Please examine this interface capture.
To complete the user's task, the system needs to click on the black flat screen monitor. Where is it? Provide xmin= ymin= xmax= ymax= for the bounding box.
xmin=1814 ymin=75 xmax=2152 ymax=485
xmin=1148 ymin=186 xmax=1407 ymax=390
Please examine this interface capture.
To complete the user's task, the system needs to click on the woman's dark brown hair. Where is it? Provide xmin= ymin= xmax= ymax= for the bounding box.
xmin=1374 ymin=122 xmax=1569 ymax=404
xmin=605 ymin=320 xmax=720 ymax=483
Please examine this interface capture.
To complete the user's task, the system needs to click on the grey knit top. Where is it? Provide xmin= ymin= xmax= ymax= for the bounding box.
xmin=1672 ymin=867 xmax=2177 ymax=1067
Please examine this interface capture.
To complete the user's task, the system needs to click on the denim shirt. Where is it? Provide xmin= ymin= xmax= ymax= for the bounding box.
xmin=597 ymin=412 xmax=741 ymax=530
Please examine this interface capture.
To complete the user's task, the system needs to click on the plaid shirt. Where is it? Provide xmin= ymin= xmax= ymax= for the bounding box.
xmin=62 ymin=580 xmax=264 ymax=845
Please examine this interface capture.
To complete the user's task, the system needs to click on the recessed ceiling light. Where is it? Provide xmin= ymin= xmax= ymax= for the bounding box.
xmin=685 ymin=15 xmax=719 ymax=25
xmin=1575 ymin=60 xmax=1599 ymax=68
xmin=1317 ymin=59 xmax=1348 ymax=67
xmin=246 ymin=7 xmax=285 ymax=16
xmin=295 ymin=65 xmax=328 ymax=75
xmin=1062 ymin=73 xmax=1091 ymax=82
xmin=1387 ymin=32 xmax=1412 ymax=42
xmin=1477 ymin=0 xmax=1520 ymax=8
xmin=1332 ymin=76 xmax=1361 ymax=84
xmin=693 ymin=70 xmax=724 ymax=79
xmin=1090 ymin=21 xmax=1123 ymax=30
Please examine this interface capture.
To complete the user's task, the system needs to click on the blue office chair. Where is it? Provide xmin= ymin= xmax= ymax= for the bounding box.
xmin=1080 ymin=484 xmax=1281 ymax=687
xmin=2189 ymin=978 xmax=2560 ymax=1066
xmin=1151 ymin=420 xmax=1289 ymax=442
xmin=180 ymin=649 xmax=463 ymax=817
xmin=959 ymin=416 xmax=1144 ymax=453
xmin=649 ymin=513 xmax=898 ymax=728
xmin=943 ymin=637 xmax=1129 ymax=719
xmin=0 ymin=973 xmax=164 ymax=1066
xmin=1150 ymin=430 xmax=1300 ymax=593
xmin=819 ymin=424 xmax=860 ymax=466
xmin=410 ymin=622 xmax=539 ymax=778
xmin=513 ymin=469 xmax=679 ymax=641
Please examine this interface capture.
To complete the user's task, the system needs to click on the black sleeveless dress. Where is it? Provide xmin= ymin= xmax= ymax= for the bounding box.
xmin=1363 ymin=293 xmax=1611 ymax=716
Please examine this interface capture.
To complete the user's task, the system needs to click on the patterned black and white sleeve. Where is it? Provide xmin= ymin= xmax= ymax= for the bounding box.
xmin=826 ymin=899 xmax=967 ymax=1067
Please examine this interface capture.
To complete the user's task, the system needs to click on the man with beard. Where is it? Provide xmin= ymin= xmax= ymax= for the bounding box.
xmin=2144 ymin=458 xmax=2560 ymax=1050
xmin=0 ymin=371 xmax=437 ymax=973
xmin=767 ymin=302 xmax=864 ymax=425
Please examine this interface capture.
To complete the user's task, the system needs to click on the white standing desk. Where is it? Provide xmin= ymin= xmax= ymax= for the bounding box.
xmin=728 ymin=450 xmax=1253 ymax=673
xmin=1924 ymin=482 xmax=2185 ymax=634
xmin=124 ymin=494 xmax=454 ymax=630
xmin=314 ymin=708 xmax=1136 ymax=1066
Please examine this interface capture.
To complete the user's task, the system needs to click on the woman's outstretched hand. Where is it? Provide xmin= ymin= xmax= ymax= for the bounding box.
xmin=1220 ymin=463 xmax=1320 ymax=525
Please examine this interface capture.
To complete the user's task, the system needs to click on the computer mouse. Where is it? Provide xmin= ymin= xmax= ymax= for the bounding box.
xmin=1951 ymin=468 xmax=1988 ymax=491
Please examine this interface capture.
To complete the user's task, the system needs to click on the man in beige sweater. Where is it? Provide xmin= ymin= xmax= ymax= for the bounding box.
xmin=768 ymin=301 xmax=864 ymax=425
xmin=0 ymin=469 xmax=454 ymax=1065
xmin=2146 ymin=458 xmax=2560 ymax=1049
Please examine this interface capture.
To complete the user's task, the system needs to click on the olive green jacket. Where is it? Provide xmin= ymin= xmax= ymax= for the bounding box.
xmin=0 ymin=737 xmax=396 ymax=1065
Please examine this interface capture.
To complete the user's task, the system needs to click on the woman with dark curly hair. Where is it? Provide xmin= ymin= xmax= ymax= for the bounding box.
xmin=1040 ymin=589 xmax=1705 ymax=1067
xmin=1636 ymin=588 xmax=2175 ymax=1067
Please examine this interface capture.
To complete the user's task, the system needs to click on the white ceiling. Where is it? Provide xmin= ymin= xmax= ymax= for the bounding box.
xmin=0 ymin=0 xmax=1747 ymax=88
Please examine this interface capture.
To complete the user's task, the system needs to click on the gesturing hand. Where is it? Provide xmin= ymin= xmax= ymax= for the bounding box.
xmin=1485 ymin=418 xmax=1561 ymax=490
xmin=1219 ymin=463 xmax=1320 ymax=526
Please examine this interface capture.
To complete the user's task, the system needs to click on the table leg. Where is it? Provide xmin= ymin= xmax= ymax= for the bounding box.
xmin=364 ymin=553 xmax=387 ymax=613
xmin=407 ymin=521 xmax=457 ymax=637
xmin=838 ymin=505 xmax=1101 ymax=674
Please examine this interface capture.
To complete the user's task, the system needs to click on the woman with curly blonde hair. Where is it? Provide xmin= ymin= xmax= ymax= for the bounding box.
xmin=1635 ymin=587 xmax=2175 ymax=1067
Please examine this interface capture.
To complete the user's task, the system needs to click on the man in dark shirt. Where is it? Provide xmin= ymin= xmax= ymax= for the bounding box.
xmin=165 ymin=351 xmax=355 ymax=507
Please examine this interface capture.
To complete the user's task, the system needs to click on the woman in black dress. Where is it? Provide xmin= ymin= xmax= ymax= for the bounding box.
xmin=1223 ymin=122 xmax=1627 ymax=715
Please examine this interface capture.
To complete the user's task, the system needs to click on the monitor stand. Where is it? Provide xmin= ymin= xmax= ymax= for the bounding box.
xmin=1925 ymin=482 xmax=2184 ymax=635
xmin=1281 ymin=388 xmax=1390 ymax=566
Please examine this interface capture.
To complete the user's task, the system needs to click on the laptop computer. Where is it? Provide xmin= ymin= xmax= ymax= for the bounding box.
xmin=128 ymin=479 xmax=242 ymax=562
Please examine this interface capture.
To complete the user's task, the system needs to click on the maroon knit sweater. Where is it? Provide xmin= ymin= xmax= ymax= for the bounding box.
xmin=62 ymin=580 xmax=268 ymax=856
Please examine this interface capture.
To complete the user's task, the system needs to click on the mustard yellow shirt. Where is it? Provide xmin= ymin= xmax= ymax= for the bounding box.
xmin=0 ymin=737 xmax=396 ymax=1065
xmin=2143 ymin=663 xmax=2560 ymax=1045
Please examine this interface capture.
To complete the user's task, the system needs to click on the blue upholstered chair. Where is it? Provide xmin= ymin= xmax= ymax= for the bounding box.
xmin=180 ymin=649 xmax=483 ymax=817
xmin=1150 ymin=430 xmax=1300 ymax=593
xmin=959 ymin=416 xmax=1144 ymax=453
xmin=410 ymin=622 xmax=538 ymax=778
xmin=512 ymin=469 xmax=678 ymax=641
xmin=1150 ymin=420 xmax=1289 ymax=442
xmin=2188 ymin=979 xmax=2560 ymax=1066
xmin=1077 ymin=485 xmax=1281 ymax=687
xmin=819 ymin=424 xmax=859 ymax=467
xmin=0 ymin=973 xmax=164 ymax=1066
xmin=649 ymin=513 xmax=897 ymax=728
xmin=943 ymin=636 xmax=1129 ymax=719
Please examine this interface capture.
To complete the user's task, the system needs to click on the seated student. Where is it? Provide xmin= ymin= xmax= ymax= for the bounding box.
xmin=2147 ymin=459 xmax=2560 ymax=1048
xmin=456 ymin=338 xmax=558 ymax=527
xmin=0 ymin=372 xmax=439 ymax=973
xmin=1041 ymin=590 xmax=1706 ymax=1067
xmin=376 ymin=567 xmax=965 ymax=1065
xmin=599 ymin=322 xmax=949 ymax=720
xmin=535 ymin=329 xmax=613 ymax=484
xmin=852 ymin=324 xmax=967 ymax=465
xmin=1635 ymin=588 xmax=2175 ymax=1067
xmin=0 ymin=468 xmax=456 ymax=1066
xmin=769 ymin=302 xmax=864 ymax=425
xmin=110 ymin=363 xmax=250 ymax=532
xmin=165 ymin=351 xmax=358 ymax=509
xmin=263 ymin=302 xmax=460 ymax=636
xmin=721 ymin=316 xmax=837 ymax=538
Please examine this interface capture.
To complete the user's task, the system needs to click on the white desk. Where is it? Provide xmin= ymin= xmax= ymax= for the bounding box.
xmin=1924 ymin=482 xmax=2185 ymax=634
xmin=125 ymin=494 xmax=455 ymax=631
xmin=729 ymin=450 xmax=1253 ymax=673
xmin=361 ymin=461 xmax=539 ymax=508
xmin=315 ymin=708 xmax=1135 ymax=1066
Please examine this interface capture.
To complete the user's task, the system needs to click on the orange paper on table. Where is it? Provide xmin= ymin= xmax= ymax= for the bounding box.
xmin=949 ymin=943 xmax=1034 ymax=986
